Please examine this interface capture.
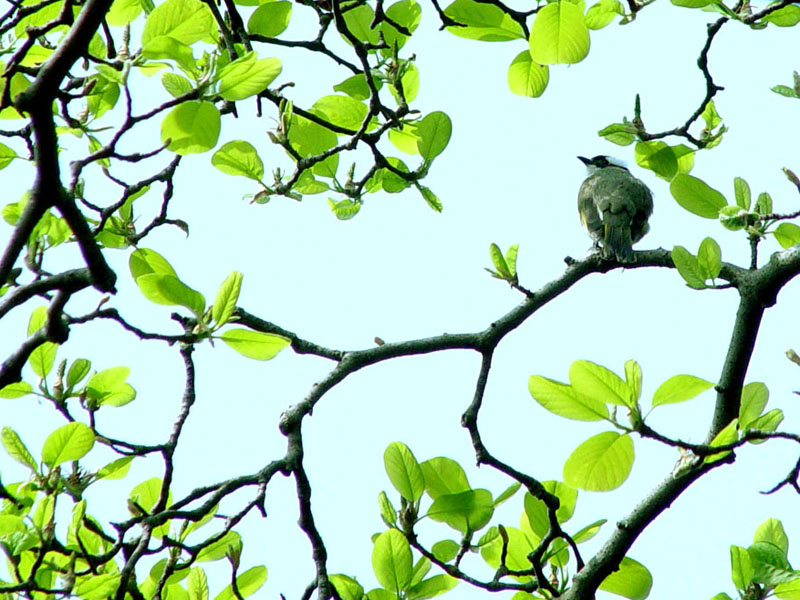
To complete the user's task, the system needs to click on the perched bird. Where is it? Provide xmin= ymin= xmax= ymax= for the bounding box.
xmin=577 ymin=155 xmax=653 ymax=263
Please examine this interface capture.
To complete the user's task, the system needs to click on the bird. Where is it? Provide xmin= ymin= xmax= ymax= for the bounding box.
xmin=577 ymin=155 xmax=654 ymax=263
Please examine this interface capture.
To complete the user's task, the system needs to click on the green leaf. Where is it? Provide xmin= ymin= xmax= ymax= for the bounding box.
xmin=427 ymin=489 xmax=494 ymax=533
xmin=27 ymin=305 xmax=57 ymax=378
xmin=489 ymin=243 xmax=511 ymax=278
xmin=96 ymin=456 xmax=134 ymax=480
xmin=74 ymin=574 xmax=122 ymax=600
xmin=137 ymin=273 xmax=206 ymax=316
xmin=247 ymin=1 xmax=292 ymax=36
xmin=651 ymin=374 xmax=713 ymax=407
xmin=407 ymin=574 xmax=458 ymax=600
xmin=529 ymin=1 xmax=590 ymax=65
xmin=419 ymin=457 xmax=470 ymax=499
xmin=141 ymin=0 xmax=217 ymax=47
xmin=443 ymin=0 xmax=526 ymax=41
xmin=86 ymin=366 xmax=137 ymax=407
xmin=196 ymin=531 xmax=241 ymax=562
xmin=572 ymin=519 xmax=606 ymax=543
xmin=329 ymin=574 xmax=365 ymax=600
xmin=288 ymin=115 xmax=338 ymax=177
xmin=762 ymin=4 xmax=800 ymax=26
xmin=774 ymin=578 xmax=800 ymax=599
xmin=494 ymin=482 xmax=520 ymax=507
xmin=701 ymin=99 xmax=722 ymax=130
xmin=507 ymin=51 xmax=549 ymax=97
xmin=341 ymin=4 xmax=380 ymax=45
xmin=212 ymin=271 xmax=243 ymax=327
xmin=334 ymin=72 xmax=381 ymax=101
xmin=670 ymin=0 xmax=714 ymax=7
xmin=108 ymin=0 xmax=144 ymax=26
xmin=569 ymin=360 xmax=632 ymax=408
xmin=671 ymin=245 xmax=706 ymax=289
xmin=129 ymin=247 xmax=178 ymax=280
xmin=748 ymin=541 xmax=793 ymax=586
xmin=598 ymin=123 xmax=635 ymax=146
xmin=634 ymin=141 xmax=678 ymax=180
xmin=213 ymin=566 xmax=267 ymax=600
xmin=774 ymin=223 xmax=800 ymax=249
xmin=328 ymin=199 xmax=361 ymax=220
xmin=188 ymin=568 xmax=209 ymax=600
xmin=0 ymin=142 xmax=17 ymax=170
xmin=310 ymin=95 xmax=368 ymax=131
xmin=754 ymin=518 xmax=789 ymax=555
xmin=505 ymin=244 xmax=519 ymax=276
xmin=384 ymin=442 xmax=425 ymax=502
xmin=697 ymin=237 xmax=721 ymax=279
xmin=66 ymin=358 xmax=92 ymax=389
xmin=431 ymin=540 xmax=459 ymax=563
xmin=524 ymin=481 xmax=577 ymax=537
xmin=756 ymin=191 xmax=773 ymax=215
xmin=670 ymin=174 xmax=727 ymax=218
xmin=0 ymin=381 xmax=33 ymax=398
xmin=563 ymin=432 xmax=634 ymax=491
xmin=380 ymin=0 xmax=422 ymax=50
xmin=372 ymin=529 xmax=413 ymax=592
xmin=528 ymin=375 xmax=609 ymax=421
xmin=161 ymin=101 xmax=220 ymax=155
xmin=418 ymin=186 xmax=443 ymax=212
xmin=772 ymin=84 xmax=799 ymax=99
xmin=1 ymin=427 xmax=38 ymax=471
xmin=212 ymin=141 xmax=264 ymax=181
xmin=730 ymin=545 xmax=754 ymax=591
xmin=214 ymin=52 xmax=281 ymax=101
xmin=219 ymin=329 xmax=290 ymax=360
xmin=704 ymin=419 xmax=738 ymax=464
xmin=378 ymin=490 xmax=397 ymax=527
xmin=416 ymin=112 xmax=452 ymax=161
xmin=733 ymin=177 xmax=750 ymax=210
xmin=161 ymin=73 xmax=193 ymax=99
xmin=584 ymin=0 xmax=623 ymax=29
xmin=624 ymin=360 xmax=642 ymax=403
xmin=598 ymin=556 xmax=652 ymax=600
xmin=41 ymin=422 xmax=95 ymax=468
xmin=141 ymin=36 xmax=196 ymax=72
xmin=739 ymin=382 xmax=768 ymax=430
xmin=745 ymin=409 xmax=783 ymax=437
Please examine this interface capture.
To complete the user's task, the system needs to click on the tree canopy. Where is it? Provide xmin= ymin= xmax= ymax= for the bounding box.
xmin=1 ymin=0 xmax=800 ymax=598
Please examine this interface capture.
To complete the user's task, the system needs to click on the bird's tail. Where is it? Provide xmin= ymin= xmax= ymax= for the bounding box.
xmin=602 ymin=212 xmax=634 ymax=262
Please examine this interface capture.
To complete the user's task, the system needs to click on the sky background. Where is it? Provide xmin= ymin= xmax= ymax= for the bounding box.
xmin=2 ymin=1 xmax=800 ymax=598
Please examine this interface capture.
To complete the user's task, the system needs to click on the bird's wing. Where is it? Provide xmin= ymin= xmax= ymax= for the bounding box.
xmin=578 ymin=179 xmax=604 ymax=241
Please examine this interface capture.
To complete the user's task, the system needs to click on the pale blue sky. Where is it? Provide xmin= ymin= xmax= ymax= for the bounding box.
xmin=2 ymin=2 xmax=800 ymax=598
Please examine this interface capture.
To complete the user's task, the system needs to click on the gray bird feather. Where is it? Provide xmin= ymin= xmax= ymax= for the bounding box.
xmin=577 ymin=156 xmax=653 ymax=263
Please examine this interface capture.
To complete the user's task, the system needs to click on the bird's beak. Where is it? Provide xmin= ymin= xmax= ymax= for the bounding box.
xmin=577 ymin=156 xmax=591 ymax=165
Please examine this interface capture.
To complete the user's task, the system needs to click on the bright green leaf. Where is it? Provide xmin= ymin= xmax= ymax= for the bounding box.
xmin=384 ymin=441 xmax=425 ymax=502
xmin=247 ymin=1 xmax=292 ymax=36
xmin=670 ymin=174 xmax=727 ymax=218
xmin=41 ymin=422 xmax=95 ymax=468
xmin=215 ymin=52 xmax=282 ymax=101
xmin=697 ymin=237 xmax=721 ymax=279
xmin=372 ymin=529 xmax=412 ymax=592
xmin=212 ymin=271 xmax=243 ymax=327
xmin=136 ymin=273 xmax=206 ymax=315
xmin=213 ymin=566 xmax=267 ymax=600
xmin=569 ymin=360 xmax=632 ymax=407
xmin=530 ymin=1 xmax=590 ymax=65
xmin=416 ymin=112 xmax=452 ymax=161
xmin=671 ymin=245 xmax=706 ymax=289
xmin=161 ymin=101 xmax=220 ymax=155
xmin=443 ymin=0 xmax=526 ymax=41
xmin=563 ymin=432 xmax=634 ymax=491
xmin=1 ymin=426 xmax=37 ymax=471
xmin=528 ymin=375 xmax=609 ymax=421
xmin=774 ymin=223 xmax=800 ymax=249
xmin=219 ymin=329 xmax=290 ymax=360
xmin=507 ymin=51 xmax=549 ymax=97
xmin=598 ymin=556 xmax=652 ymax=600
xmin=651 ymin=374 xmax=713 ymax=407
xmin=212 ymin=141 xmax=264 ymax=181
